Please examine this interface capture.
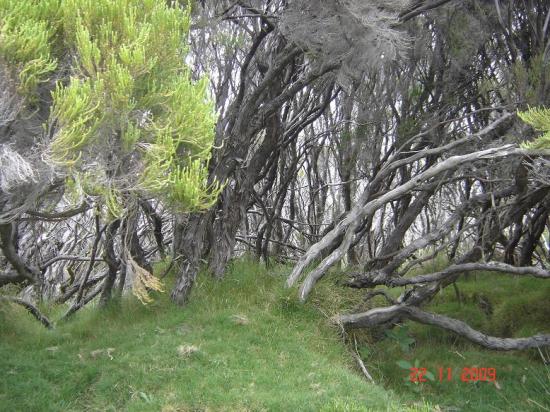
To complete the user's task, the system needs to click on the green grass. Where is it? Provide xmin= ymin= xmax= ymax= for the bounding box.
xmin=0 ymin=259 xmax=429 ymax=412
xmin=3 ymin=259 xmax=548 ymax=411
xmin=359 ymin=273 xmax=550 ymax=411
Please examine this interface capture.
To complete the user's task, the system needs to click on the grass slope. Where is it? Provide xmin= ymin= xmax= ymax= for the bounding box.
xmin=1 ymin=259 xmax=424 ymax=412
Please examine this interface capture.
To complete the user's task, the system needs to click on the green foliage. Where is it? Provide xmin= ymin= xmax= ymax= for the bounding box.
xmin=518 ymin=106 xmax=550 ymax=149
xmin=396 ymin=117 xmax=420 ymax=142
xmin=0 ymin=0 xmax=222 ymax=215
xmin=0 ymin=0 xmax=59 ymax=98
xmin=385 ymin=324 xmax=416 ymax=353
xmin=445 ymin=10 xmax=484 ymax=65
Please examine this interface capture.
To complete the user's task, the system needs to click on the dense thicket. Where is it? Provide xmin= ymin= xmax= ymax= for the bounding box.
xmin=1 ymin=0 xmax=549 ymax=350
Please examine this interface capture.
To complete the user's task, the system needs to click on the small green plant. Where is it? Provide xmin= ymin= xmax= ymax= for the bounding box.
xmin=385 ymin=324 xmax=416 ymax=353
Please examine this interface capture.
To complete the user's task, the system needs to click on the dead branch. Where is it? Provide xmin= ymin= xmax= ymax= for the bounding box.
xmin=336 ymin=305 xmax=550 ymax=350
xmin=352 ymin=335 xmax=375 ymax=382
xmin=388 ymin=262 xmax=550 ymax=287
xmin=294 ymin=144 xmax=531 ymax=301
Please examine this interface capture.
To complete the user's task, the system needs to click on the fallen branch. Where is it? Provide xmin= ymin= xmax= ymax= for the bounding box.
xmin=336 ymin=305 xmax=550 ymax=350
xmin=352 ymin=335 xmax=374 ymax=382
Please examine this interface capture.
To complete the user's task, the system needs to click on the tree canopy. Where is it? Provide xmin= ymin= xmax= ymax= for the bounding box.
xmin=1 ymin=0 xmax=221 ymax=219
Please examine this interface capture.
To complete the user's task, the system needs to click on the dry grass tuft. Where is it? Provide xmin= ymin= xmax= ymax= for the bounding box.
xmin=177 ymin=344 xmax=200 ymax=358
xmin=230 ymin=314 xmax=250 ymax=325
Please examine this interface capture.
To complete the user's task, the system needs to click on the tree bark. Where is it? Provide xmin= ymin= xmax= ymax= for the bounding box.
xmin=171 ymin=214 xmax=209 ymax=306
xmin=99 ymin=219 xmax=121 ymax=307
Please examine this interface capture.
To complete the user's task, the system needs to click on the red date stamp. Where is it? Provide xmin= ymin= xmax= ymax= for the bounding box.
xmin=409 ymin=367 xmax=497 ymax=383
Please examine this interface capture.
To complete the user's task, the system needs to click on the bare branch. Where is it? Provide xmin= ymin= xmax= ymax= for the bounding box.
xmin=0 ymin=296 xmax=53 ymax=329
xmin=337 ymin=305 xmax=550 ymax=350
xmin=399 ymin=0 xmax=454 ymax=22
xmin=291 ymin=144 xmax=527 ymax=300
xmin=25 ymin=202 xmax=90 ymax=221
xmin=388 ymin=262 xmax=550 ymax=286
xmin=40 ymin=255 xmax=106 ymax=271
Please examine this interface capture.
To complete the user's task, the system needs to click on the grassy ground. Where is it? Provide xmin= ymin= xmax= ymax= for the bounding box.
xmin=2 ymin=259 xmax=549 ymax=411
xmin=355 ymin=272 xmax=550 ymax=411
xmin=1 ymin=259 xmax=429 ymax=412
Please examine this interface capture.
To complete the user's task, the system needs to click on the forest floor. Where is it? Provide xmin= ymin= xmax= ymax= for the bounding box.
xmin=0 ymin=258 xmax=549 ymax=411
